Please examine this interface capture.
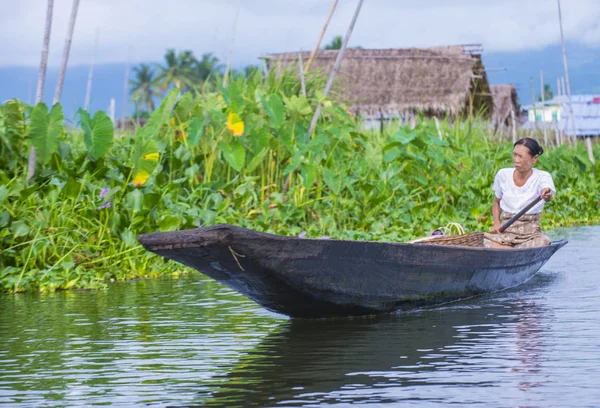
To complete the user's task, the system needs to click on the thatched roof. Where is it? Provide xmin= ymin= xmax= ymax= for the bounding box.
xmin=267 ymin=46 xmax=492 ymax=118
xmin=490 ymin=84 xmax=519 ymax=126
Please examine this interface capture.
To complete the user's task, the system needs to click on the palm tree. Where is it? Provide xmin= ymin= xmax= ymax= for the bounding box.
xmin=156 ymin=49 xmax=197 ymax=91
xmin=322 ymin=35 xmax=362 ymax=51
xmin=323 ymin=35 xmax=343 ymax=50
xmin=243 ymin=65 xmax=261 ymax=78
xmin=130 ymin=64 xmax=160 ymax=112
xmin=195 ymin=52 xmax=222 ymax=83
xmin=538 ymin=83 xmax=554 ymax=102
xmin=28 ymin=0 xmax=54 ymax=180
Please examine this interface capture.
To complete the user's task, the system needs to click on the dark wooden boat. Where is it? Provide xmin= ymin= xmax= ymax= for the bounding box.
xmin=137 ymin=224 xmax=567 ymax=318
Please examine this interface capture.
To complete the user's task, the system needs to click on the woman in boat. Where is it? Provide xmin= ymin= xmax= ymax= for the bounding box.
xmin=485 ymin=138 xmax=555 ymax=249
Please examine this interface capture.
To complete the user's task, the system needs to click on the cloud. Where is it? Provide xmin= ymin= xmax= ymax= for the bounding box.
xmin=1 ymin=0 xmax=598 ymax=67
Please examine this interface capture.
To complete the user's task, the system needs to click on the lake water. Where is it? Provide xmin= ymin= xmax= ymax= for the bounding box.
xmin=1 ymin=226 xmax=599 ymax=407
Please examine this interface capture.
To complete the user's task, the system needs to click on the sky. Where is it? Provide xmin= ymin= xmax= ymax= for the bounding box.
xmin=2 ymin=0 xmax=599 ymax=68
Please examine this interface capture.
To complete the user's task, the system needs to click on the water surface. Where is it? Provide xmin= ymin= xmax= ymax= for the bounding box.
xmin=1 ymin=226 xmax=599 ymax=407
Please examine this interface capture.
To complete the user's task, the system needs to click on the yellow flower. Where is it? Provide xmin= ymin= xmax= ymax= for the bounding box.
xmin=227 ymin=112 xmax=244 ymax=136
xmin=142 ymin=152 xmax=159 ymax=161
xmin=133 ymin=170 xmax=150 ymax=187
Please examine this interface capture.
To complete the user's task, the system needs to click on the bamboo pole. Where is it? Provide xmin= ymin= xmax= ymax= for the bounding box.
xmin=560 ymin=76 xmax=569 ymax=145
xmin=305 ymin=0 xmax=339 ymax=73
xmin=540 ymin=70 xmax=548 ymax=145
xmin=84 ymin=28 xmax=99 ymax=111
xmin=510 ymin=108 xmax=517 ymax=143
xmin=434 ymin=116 xmax=443 ymax=140
xmin=120 ymin=46 xmax=132 ymax=130
xmin=223 ymin=6 xmax=240 ymax=88
xmin=28 ymin=0 xmax=54 ymax=180
xmin=297 ymin=52 xmax=306 ymax=97
xmin=307 ymin=0 xmax=365 ymax=139
xmin=556 ymin=76 xmax=562 ymax=100
xmin=530 ymin=76 xmax=537 ymax=129
xmin=557 ymin=0 xmax=589 ymax=161
xmin=108 ymin=98 xmax=115 ymax=123
xmin=556 ymin=76 xmax=563 ymax=145
xmin=53 ymin=0 xmax=80 ymax=105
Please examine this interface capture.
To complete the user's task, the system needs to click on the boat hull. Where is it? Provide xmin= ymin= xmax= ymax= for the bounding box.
xmin=138 ymin=224 xmax=567 ymax=318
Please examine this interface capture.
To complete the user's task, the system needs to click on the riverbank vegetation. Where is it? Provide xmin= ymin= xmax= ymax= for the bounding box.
xmin=1 ymin=69 xmax=599 ymax=293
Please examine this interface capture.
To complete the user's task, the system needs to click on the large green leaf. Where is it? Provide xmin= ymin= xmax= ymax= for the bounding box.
xmin=132 ymin=139 xmax=160 ymax=187
xmin=249 ymin=130 xmax=270 ymax=154
xmin=125 ymin=189 xmax=144 ymax=213
xmin=323 ymin=167 xmax=341 ymax=195
xmin=220 ymin=139 xmax=246 ymax=172
xmin=201 ymin=93 xmax=226 ymax=112
xmin=159 ymin=214 xmax=180 ymax=231
xmin=393 ymin=128 xmax=417 ymax=145
xmin=28 ymin=103 xmax=64 ymax=164
xmin=246 ymin=148 xmax=268 ymax=173
xmin=284 ymin=95 xmax=312 ymax=117
xmin=301 ymin=163 xmax=317 ymax=189
xmin=174 ymin=91 xmax=194 ymax=123
xmin=263 ymin=94 xmax=285 ymax=128
xmin=61 ymin=177 xmax=82 ymax=199
xmin=78 ymin=109 xmax=114 ymax=160
xmin=140 ymin=88 xmax=180 ymax=138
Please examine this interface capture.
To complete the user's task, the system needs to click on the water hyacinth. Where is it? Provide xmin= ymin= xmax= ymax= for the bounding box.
xmin=98 ymin=200 xmax=111 ymax=210
xmin=98 ymin=188 xmax=111 ymax=210
xmin=99 ymin=188 xmax=110 ymax=200
xmin=1 ymin=72 xmax=598 ymax=295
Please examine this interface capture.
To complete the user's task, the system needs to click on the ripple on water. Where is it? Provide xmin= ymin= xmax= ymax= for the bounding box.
xmin=1 ymin=226 xmax=600 ymax=407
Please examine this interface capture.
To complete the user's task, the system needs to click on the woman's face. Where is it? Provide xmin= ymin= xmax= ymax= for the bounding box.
xmin=512 ymin=144 xmax=538 ymax=172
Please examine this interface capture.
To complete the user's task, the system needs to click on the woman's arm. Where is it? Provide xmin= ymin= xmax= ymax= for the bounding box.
xmin=490 ymin=197 xmax=502 ymax=233
xmin=540 ymin=171 xmax=556 ymax=202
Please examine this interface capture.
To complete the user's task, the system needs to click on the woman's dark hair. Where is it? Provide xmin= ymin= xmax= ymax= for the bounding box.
xmin=514 ymin=137 xmax=544 ymax=157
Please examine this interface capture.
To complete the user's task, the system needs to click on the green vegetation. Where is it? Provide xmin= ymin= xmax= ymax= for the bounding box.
xmin=1 ymin=69 xmax=599 ymax=293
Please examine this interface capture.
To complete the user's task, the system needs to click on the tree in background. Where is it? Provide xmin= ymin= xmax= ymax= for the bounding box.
xmin=156 ymin=49 xmax=197 ymax=91
xmin=243 ymin=65 xmax=261 ymax=78
xmin=129 ymin=49 xmax=258 ymax=112
xmin=323 ymin=35 xmax=343 ymax=50
xmin=195 ymin=52 xmax=222 ymax=84
xmin=130 ymin=64 xmax=161 ymax=112
xmin=538 ymin=83 xmax=554 ymax=102
xmin=322 ymin=35 xmax=362 ymax=50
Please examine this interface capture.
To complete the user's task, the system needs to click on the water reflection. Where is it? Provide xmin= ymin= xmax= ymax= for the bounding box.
xmin=196 ymin=295 xmax=551 ymax=407
xmin=4 ymin=226 xmax=600 ymax=407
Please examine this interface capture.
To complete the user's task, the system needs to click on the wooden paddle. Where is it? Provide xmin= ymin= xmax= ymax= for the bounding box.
xmin=498 ymin=195 xmax=543 ymax=233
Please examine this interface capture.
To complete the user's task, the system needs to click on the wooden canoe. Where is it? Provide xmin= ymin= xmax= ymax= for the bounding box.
xmin=137 ymin=224 xmax=567 ymax=318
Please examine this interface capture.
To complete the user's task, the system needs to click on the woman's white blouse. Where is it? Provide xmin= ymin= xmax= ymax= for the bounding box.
xmin=492 ymin=168 xmax=556 ymax=214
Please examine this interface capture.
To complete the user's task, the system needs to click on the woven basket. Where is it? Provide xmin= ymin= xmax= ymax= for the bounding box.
xmin=411 ymin=232 xmax=485 ymax=247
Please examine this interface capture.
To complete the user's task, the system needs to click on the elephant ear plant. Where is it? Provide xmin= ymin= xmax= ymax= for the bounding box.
xmin=1 ymin=68 xmax=599 ymax=293
xmin=28 ymin=103 xmax=64 ymax=166
xmin=77 ymin=109 xmax=114 ymax=161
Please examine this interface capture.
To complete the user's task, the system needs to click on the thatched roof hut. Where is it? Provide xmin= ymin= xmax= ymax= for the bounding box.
xmin=267 ymin=45 xmax=493 ymax=119
xmin=490 ymin=84 xmax=519 ymax=127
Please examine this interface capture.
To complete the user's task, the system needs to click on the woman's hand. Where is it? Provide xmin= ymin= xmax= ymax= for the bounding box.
xmin=541 ymin=187 xmax=553 ymax=202
xmin=490 ymin=220 xmax=502 ymax=234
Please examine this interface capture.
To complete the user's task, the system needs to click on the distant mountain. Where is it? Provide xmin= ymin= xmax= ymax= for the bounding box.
xmin=483 ymin=42 xmax=600 ymax=105
xmin=0 ymin=63 xmax=134 ymax=122
xmin=1 ymin=42 xmax=598 ymax=120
